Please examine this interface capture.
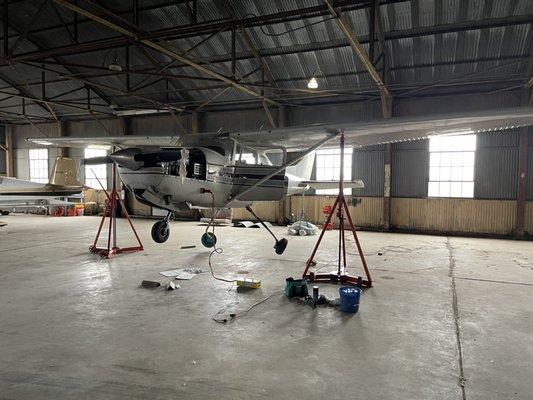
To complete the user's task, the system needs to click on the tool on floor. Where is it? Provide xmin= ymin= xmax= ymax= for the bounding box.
xmin=302 ymin=132 xmax=372 ymax=288
xmin=89 ymin=162 xmax=144 ymax=258
xmin=141 ymin=280 xmax=161 ymax=288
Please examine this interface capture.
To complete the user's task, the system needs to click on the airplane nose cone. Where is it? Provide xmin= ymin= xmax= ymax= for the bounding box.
xmin=109 ymin=148 xmax=144 ymax=170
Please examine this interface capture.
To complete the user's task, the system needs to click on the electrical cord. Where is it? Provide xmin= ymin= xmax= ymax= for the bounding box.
xmin=212 ymin=290 xmax=283 ymax=324
xmin=200 ymin=187 xmax=283 ymax=323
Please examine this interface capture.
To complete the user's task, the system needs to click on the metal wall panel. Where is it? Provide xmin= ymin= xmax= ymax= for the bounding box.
xmin=392 ymin=140 xmax=428 ymax=198
xmin=391 ymin=198 xmax=516 ymax=235
xmin=129 ymin=114 xmax=191 ymax=135
xmin=525 ymin=202 xmax=533 ymax=235
xmin=289 ymin=102 xmax=381 ymax=126
xmin=65 ymin=119 xmax=123 ymax=137
xmin=289 ymin=196 xmax=383 ymax=228
xmin=353 ymin=145 xmax=385 ymax=197
xmin=203 ymin=109 xmax=277 ymax=132
xmin=475 ymin=131 xmax=520 ymax=199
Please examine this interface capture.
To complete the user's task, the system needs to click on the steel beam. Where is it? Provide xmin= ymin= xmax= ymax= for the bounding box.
xmin=325 ymin=0 xmax=391 ymax=98
xmin=53 ymin=0 xmax=277 ymax=107
xmin=2 ymin=1 xmax=405 ymax=43
xmin=221 ymin=0 xmax=278 ymax=127
xmin=8 ymin=0 xmax=48 ymax=55
xmin=4 ymin=54 xmax=526 ymax=92
xmin=5 ymin=13 xmax=531 ymax=68
xmin=2 ymin=0 xmax=7 ymax=57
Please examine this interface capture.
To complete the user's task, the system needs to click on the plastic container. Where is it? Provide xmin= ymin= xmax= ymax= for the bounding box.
xmin=339 ymin=287 xmax=362 ymax=313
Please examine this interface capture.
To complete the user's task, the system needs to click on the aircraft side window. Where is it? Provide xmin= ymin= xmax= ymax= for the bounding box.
xmin=240 ymin=152 xmax=257 ymax=164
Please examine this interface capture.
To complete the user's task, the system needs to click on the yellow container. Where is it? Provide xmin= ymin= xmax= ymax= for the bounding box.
xmin=235 ymin=278 xmax=261 ymax=289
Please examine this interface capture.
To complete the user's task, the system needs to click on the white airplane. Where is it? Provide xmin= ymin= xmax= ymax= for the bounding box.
xmin=0 ymin=157 xmax=83 ymax=215
xmin=28 ymin=107 xmax=533 ymax=254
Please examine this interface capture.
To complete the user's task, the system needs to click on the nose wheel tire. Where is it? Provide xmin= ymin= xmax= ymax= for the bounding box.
xmin=201 ymin=232 xmax=217 ymax=248
xmin=151 ymin=220 xmax=170 ymax=243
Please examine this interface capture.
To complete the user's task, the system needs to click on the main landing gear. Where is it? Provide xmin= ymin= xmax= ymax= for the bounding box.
xmin=151 ymin=211 xmax=172 ymax=243
xmin=246 ymin=205 xmax=288 ymax=255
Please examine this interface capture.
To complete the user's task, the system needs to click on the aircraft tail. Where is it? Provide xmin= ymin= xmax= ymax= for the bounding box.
xmin=286 ymin=153 xmax=314 ymax=180
xmin=49 ymin=157 xmax=81 ymax=187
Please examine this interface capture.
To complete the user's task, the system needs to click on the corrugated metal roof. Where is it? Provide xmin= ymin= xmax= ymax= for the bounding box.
xmin=0 ymin=0 xmax=531 ymax=120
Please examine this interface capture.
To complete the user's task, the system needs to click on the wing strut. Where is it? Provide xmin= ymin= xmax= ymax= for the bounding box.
xmin=224 ymin=131 xmax=339 ymax=207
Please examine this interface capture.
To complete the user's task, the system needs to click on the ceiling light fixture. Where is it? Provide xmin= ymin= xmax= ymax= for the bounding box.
xmin=106 ymin=52 xmax=123 ymax=72
xmin=307 ymin=69 xmax=323 ymax=89
xmin=307 ymin=76 xmax=318 ymax=89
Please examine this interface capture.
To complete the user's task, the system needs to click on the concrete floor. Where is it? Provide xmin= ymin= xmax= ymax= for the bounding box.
xmin=0 ymin=215 xmax=531 ymax=400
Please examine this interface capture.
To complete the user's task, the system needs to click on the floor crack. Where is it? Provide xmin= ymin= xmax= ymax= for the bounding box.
xmin=447 ymin=237 xmax=467 ymax=400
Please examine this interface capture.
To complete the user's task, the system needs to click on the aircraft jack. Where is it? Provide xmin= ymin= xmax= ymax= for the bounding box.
xmin=302 ymin=132 xmax=372 ymax=288
xmin=89 ymin=164 xmax=144 ymax=258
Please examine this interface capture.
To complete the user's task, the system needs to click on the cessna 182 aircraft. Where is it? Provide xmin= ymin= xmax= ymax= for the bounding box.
xmin=28 ymin=107 xmax=533 ymax=254
xmin=0 ymin=157 xmax=82 ymax=215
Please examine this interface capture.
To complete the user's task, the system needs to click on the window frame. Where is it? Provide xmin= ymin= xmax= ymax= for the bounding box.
xmin=427 ymin=134 xmax=476 ymax=198
xmin=28 ymin=148 xmax=49 ymax=184
xmin=314 ymin=148 xmax=353 ymax=195
xmin=84 ymin=148 xmax=108 ymax=190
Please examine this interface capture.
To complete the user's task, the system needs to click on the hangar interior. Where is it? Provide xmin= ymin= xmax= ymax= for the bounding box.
xmin=0 ymin=1 xmax=532 ymax=399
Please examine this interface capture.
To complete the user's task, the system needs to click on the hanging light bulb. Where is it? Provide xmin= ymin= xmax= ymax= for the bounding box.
xmin=108 ymin=53 xmax=123 ymax=72
xmin=307 ymin=76 xmax=318 ymax=89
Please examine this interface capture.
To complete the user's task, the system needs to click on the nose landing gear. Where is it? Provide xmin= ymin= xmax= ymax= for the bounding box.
xmin=151 ymin=211 xmax=172 ymax=243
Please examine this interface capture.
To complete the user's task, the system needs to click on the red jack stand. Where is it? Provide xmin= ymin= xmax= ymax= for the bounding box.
xmin=89 ymin=163 xmax=144 ymax=258
xmin=302 ymin=132 xmax=372 ymax=288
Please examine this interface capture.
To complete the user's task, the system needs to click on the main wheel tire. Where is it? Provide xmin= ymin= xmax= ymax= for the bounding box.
xmin=151 ymin=220 xmax=170 ymax=243
xmin=274 ymin=238 xmax=288 ymax=255
xmin=0 ymin=211 xmax=9 ymax=216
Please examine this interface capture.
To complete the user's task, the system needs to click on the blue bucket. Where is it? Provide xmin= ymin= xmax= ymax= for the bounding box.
xmin=339 ymin=287 xmax=362 ymax=313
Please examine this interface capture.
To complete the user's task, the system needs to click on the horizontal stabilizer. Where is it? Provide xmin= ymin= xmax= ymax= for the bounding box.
xmin=299 ymin=180 xmax=365 ymax=190
xmin=83 ymin=156 xmax=112 ymax=165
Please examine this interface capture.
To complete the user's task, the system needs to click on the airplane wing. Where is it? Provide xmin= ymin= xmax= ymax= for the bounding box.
xmin=230 ymin=107 xmax=533 ymax=149
xmin=0 ymin=184 xmax=82 ymax=196
xmin=27 ymin=107 xmax=533 ymax=150
xmin=28 ymin=136 xmax=183 ymax=149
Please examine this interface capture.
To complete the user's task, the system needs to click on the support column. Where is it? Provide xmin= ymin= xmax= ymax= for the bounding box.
xmin=516 ymin=86 xmax=532 ymax=237
xmin=5 ymin=126 xmax=13 ymax=177
xmin=191 ymin=111 xmax=199 ymax=134
xmin=57 ymin=120 xmax=66 ymax=157
xmin=383 ymin=143 xmax=392 ymax=230
xmin=516 ymin=129 xmax=528 ymax=237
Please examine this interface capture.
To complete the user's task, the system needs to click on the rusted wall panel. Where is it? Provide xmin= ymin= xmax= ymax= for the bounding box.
xmin=289 ymin=196 xmax=383 ymax=228
xmin=232 ymin=201 xmax=282 ymax=222
xmin=525 ymin=202 xmax=533 ymax=235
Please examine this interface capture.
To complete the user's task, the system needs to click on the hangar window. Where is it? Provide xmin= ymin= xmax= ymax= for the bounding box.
xmin=29 ymin=148 xmax=49 ymax=183
xmin=84 ymin=148 xmax=108 ymax=189
xmin=428 ymin=135 xmax=476 ymax=198
xmin=315 ymin=148 xmax=353 ymax=195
